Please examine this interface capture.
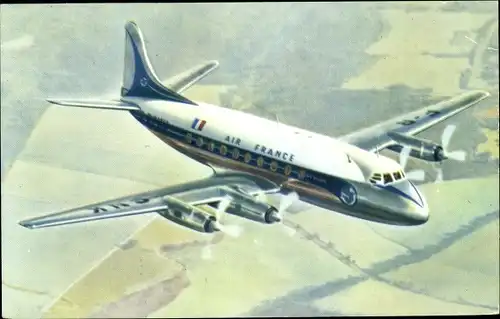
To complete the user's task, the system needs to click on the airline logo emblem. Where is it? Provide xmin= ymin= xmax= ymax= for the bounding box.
xmin=340 ymin=183 xmax=357 ymax=206
xmin=191 ymin=118 xmax=207 ymax=131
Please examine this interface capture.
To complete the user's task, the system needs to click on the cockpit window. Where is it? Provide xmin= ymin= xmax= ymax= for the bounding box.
xmin=383 ymin=173 xmax=393 ymax=184
xmin=370 ymin=171 xmax=405 ymax=185
xmin=393 ymin=171 xmax=402 ymax=180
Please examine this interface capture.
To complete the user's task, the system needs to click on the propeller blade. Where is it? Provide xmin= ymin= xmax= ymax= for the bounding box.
xmin=216 ymin=196 xmax=232 ymax=221
xmin=218 ymin=224 xmax=244 ymax=238
xmin=446 ymin=150 xmax=466 ymax=161
xmin=399 ymin=145 xmax=412 ymax=169
xmin=441 ymin=124 xmax=456 ymax=151
xmin=434 ymin=167 xmax=444 ymax=183
xmin=214 ymin=195 xmax=244 ymax=237
xmin=279 ymin=191 xmax=299 ymax=213
xmin=278 ymin=192 xmax=300 ymax=237
xmin=406 ymin=169 xmax=426 ymax=181
xmin=255 ymin=192 xmax=267 ymax=203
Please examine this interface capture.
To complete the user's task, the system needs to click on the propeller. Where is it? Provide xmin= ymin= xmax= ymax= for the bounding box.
xmin=255 ymin=192 xmax=267 ymax=203
xmin=251 ymin=190 xmax=299 ymax=237
xmin=399 ymin=146 xmax=426 ymax=182
xmin=200 ymin=197 xmax=234 ymax=260
xmin=213 ymin=196 xmax=244 ymax=238
xmin=433 ymin=164 xmax=444 ymax=183
xmin=433 ymin=124 xmax=467 ymax=183
xmin=278 ymin=191 xmax=300 ymax=214
xmin=441 ymin=124 xmax=467 ymax=162
xmin=399 ymin=124 xmax=466 ymax=184
xmin=275 ymin=191 xmax=300 ymax=236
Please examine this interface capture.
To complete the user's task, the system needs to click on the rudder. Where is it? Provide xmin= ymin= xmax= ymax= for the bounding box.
xmin=121 ymin=21 xmax=196 ymax=105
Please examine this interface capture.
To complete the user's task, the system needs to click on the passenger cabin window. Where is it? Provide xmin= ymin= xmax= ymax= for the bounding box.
xmin=284 ymin=165 xmax=292 ymax=176
xmin=257 ymin=156 xmax=264 ymax=167
xmin=208 ymin=141 xmax=215 ymax=152
xmin=196 ymin=137 xmax=204 ymax=147
xmin=244 ymin=152 xmax=252 ymax=163
xmin=220 ymin=145 xmax=228 ymax=156
xmin=270 ymin=161 xmax=278 ymax=172
xmin=186 ymin=133 xmax=193 ymax=143
xmin=232 ymin=148 xmax=240 ymax=159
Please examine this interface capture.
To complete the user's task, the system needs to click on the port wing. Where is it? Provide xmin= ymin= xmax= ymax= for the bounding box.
xmin=18 ymin=172 xmax=280 ymax=229
xmin=340 ymin=90 xmax=490 ymax=152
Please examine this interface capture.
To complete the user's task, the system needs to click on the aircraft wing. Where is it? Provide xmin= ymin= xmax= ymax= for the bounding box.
xmin=162 ymin=60 xmax=220 ymax=93
xmin=339 ymin=90 xmax=490 ymax=152
xmin=18 ymin=172 xmax=280 ymax=229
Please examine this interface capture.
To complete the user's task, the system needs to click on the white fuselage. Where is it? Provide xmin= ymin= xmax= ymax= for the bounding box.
xmin=125 ymin=97 xmax=429 ymax=226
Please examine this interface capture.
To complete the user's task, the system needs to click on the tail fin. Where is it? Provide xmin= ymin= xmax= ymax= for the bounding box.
xmin=121 ymin=21 xmax=196 ymax=105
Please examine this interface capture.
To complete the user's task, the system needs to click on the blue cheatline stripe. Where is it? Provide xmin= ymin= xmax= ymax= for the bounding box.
xmin=191 ymin=118 xmax=199 ymax=129
xmin=129 ymin=110 xmax=352 ymax=197
xmin=378 ymin=185 xmax=422 ymax=207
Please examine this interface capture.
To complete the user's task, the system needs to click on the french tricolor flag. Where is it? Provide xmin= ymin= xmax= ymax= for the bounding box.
xmin=191 ymin=118 xmax=207 ymax=131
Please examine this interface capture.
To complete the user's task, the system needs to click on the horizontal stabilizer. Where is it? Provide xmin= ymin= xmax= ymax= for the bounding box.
xmin=47 ymin=99 xmax=141 ymax=111
xmin=163 ymin=60 xmax=220 ymax=93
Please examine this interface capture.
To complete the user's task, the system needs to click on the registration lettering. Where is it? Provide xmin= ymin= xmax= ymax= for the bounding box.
xmin=92 ymin=197 xmax=151 ymax=214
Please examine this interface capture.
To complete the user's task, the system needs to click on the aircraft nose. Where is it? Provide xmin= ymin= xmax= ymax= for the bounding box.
xmin=406 ymin=181 xmax=429 ymax=225
xmin=410 ymin=201 xmax=429 ymax=225
xmin=388 ymin=180 xmax=429 ymax=225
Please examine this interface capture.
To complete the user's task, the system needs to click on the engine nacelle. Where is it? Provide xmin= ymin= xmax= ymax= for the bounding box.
xmin=387 ymin=132 xmax=445 ymax=162
xmin=219 ymin=186 xmax=282 ymax=224
xmin=159 ymin=197 xmax=219 ymax=233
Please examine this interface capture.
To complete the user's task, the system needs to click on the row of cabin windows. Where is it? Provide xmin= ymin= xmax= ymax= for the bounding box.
xmin=138 ymin=114 xmax=309 ymax=181
xmin=186 ymin=133 xmax=306 ymax=179
xmin=141 ymin=114 xmax=167 ymax=127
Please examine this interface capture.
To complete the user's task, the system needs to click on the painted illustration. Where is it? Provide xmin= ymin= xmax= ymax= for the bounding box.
xmin=2 ymin=2 xmax=498 ymax=317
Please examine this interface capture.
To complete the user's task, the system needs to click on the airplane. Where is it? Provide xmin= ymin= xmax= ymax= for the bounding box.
xmin=19 ymin=21 xmax=490 ymax=234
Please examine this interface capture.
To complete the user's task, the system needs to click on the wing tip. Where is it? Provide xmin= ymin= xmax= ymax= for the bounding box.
xmin=473 ymin=89 xmax=490 ymax=98
xmin=466 ymin=90 xmax=491 ymax=105
xmin=19 ymin=220 xmax=35 ymax=229
xmin=46 ymin=98 xmax=60 ymax=105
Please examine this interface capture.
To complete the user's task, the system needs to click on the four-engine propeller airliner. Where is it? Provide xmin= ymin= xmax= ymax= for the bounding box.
xmin=19 ymin=21 xmax=490 ymax=233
